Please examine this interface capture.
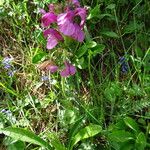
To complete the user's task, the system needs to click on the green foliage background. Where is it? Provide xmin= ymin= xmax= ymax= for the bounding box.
xmin=0 ymin=0 xmax=150 ymax=149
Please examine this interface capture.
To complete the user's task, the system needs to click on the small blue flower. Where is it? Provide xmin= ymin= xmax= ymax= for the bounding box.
xmin=41 ymin=75 xmax=49 ymax=81
xmin=8 ymin=70 xmax=16 ymax=77
xmin=2 ymin=57 xmax=14 ymax=70
xmin=119 ymin=56 xmax=129 ymax=73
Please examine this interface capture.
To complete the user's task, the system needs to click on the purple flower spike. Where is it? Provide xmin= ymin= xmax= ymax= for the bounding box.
xmin=41 ymin=12 xmax=57 ymax=27
xmin=60 ymin=61 xmax=76 ymax=77
xmin=46 ymin=65 xmax=58 ymax=73
xmin=43 ymin=28 xmax=63 ymax=49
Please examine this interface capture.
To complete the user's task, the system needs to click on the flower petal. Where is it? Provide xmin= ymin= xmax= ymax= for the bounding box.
xmin=59 ymin=21 xmax=75 ymax=36
xmin=71 ymin=24 xmax=85 ymax=42
xmin=75 ymin=8 xmax=86 ymax=27
xmin=41 ymin=12 xmax=57 ymax=27
xmin=46 ymin=36 xmax=58 ymax=49
xmin=46 ymin=65 xmax=58 ymax=73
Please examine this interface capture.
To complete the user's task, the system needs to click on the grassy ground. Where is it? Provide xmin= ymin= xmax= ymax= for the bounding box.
xmin=0 ymin=0 xmax=150 ymax=150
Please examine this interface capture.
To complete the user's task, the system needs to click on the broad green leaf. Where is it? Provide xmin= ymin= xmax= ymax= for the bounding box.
xmin=135 ymin=132 xmax=147 ymax=150
xmin=124 ymin=117 xmax=139 ymax=132
xmin=109 ymin=130 xmax=134 ymax=142
xmin=0 ymin=127 xmax=51 ymax=149
xmin=32 ymin=52 xmax=46 ymax=63
xmin=101 ymin=31 xmax=119 ymax=38
xmin=87 ymin=5 xmax=100 ymax=20
xmin=71 ymin=124 xmax=102 ymax=147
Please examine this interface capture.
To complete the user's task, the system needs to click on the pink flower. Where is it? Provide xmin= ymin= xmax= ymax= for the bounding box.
xmin=40 ymin=4 xmax=57 ymax=27
xmin=57 ymin=7 xmax=86 ymax=42
xmin=60 ymin=61 xmax=76 ymax=77
xmin=46 ymin=65 xmax=58 ymax=73
xmin=43 ymin=28 xmax=64 ymax=49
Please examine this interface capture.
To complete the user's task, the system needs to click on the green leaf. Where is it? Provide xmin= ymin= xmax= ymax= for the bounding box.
xmin=120 ymin=141 xmax=134 ymax=150
xmin=76 ymin=45 xmax=88 ymax=58
xmin=135 ymin=132 xmax=147 ymax=150
xmin=124 ymin=22 xmax=143 ymax=34
xmin=101 ymin=31 xmax=119 ymax=38
xmin=76 ymin=57 xmax=88 ymax=69
xmin=106 ymin=4 xmax=116 ymax=10
xmin=86 ymin=41 xmax=97 ymax=48
xmin=0 ymin=82 xmax=18 ymax=96
xmin=87 ymin=5 xmax=100 ymax=20
xmin=124 ymin=117 xmax=139 ymax=132
xmin=91 ymin=44 xmax=105 ymax=57
xmin=98 ymin=14 xmax=115 ymax=20
xmin=109 ymin=130 xmax=134 ymax=142
xmin=33 ymin=29 xmax=46 ymax=45
xmin=7 ymin=141 xmax=25 ymax=150
xmin=135 ymin=47 xmax=144 ymax=58
xmin=48 ymin=133 xmax=66 ymax=150
xmin=71 ymin=124 xmax=102 ymax=148
xmin=68 ymin=117 xmax=83 ymax=149
xmin=0 ymin=127 xmax=51 ymax=149
xmin=32 ymin=52 xmax=46 ymax=64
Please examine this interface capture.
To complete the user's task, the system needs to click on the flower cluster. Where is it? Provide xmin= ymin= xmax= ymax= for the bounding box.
xmin=39 ymin=0 xmax=86 ymax=77
xmin=2 ymin=57 xmax=16 ymax=77
xmin=40 ymin=0 xmax=86 ymax=50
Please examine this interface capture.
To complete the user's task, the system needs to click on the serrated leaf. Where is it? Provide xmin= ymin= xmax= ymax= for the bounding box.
xmin=0 ymin=127 xmax=51 ymax=149
xmin=101 ymin=31 xmax=119 ymax=38
xmin=71 ymin=124 xmax=102 ymax=147
xmin=124 ymin=117 xmax=139 ymax=132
